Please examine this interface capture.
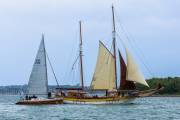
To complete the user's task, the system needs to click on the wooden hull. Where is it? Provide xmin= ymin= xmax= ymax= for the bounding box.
xmin=63 ymin=96 xmax=136 ymax=105
xmin=16 ymin=98 xmax=63 ymax=105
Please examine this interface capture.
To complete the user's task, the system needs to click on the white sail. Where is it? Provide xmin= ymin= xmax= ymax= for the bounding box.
xmin=125 ymin=48 xmax=149 ymax=87
xmin=27 ymin=35 xmax=48 ymax=97
xmin=91 ymin=41 xmax=116 ymax=90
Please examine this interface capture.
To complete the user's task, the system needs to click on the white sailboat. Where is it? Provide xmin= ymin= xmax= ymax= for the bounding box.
xmin=16 ymin=35 xmax=63 ymax=105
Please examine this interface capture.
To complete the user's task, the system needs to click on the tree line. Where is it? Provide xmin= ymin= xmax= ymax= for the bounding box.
xmin=136 ymin=77 xmax=180 ymax=95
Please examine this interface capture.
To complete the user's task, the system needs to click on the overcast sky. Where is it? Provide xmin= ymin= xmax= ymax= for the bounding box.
xmin=0 ymin=0 xmax=179 ymax=86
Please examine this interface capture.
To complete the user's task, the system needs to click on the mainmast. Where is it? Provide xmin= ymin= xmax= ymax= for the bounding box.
xmin=79 ymin=21 xmax=84 ymax=90
xmin=112 ymin=5 xmax=117 ymax=89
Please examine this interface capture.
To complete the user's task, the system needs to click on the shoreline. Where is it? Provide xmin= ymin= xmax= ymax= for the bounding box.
xmin=1 ymin=94 xmax=180 ymax=97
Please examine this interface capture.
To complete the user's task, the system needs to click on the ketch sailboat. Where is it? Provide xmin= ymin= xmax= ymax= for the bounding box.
xmin=16 ymin=35 xmax=63 ymax=105
xmin=60 ymin=6 xmax=162 ymax=104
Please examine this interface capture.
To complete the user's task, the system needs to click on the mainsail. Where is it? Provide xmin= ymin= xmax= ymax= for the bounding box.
xmin=27 ymin=35 xmax=48 ymax=97
xmin=119 ymin=50 xmax=136 ymax=90
xmin=125 ymin=48 xmax=149 ymax=87
xmin=91 ymin=41 xmax=116 ymax=90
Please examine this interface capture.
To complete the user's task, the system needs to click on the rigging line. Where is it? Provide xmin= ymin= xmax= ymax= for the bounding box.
xmin=115 ymin=16 xmax=151 ymax=70
xmin=115 ymin=31 xmax=126 ymax=49
xmin=65 ymin=52 xmax=79 ymax=81
xmin=68 ymin=53 xmax=80 ymax=85
xmin=67 ymin=60 xmax=76 ymax=85
xmin=126 ymin=32 xmax=154 ymax=76
xmin=46 ymin=52 xmax=60 ymax=87
xmin=104 ymin=34 xmax=114 ymax=46
xmin=113 ymin=8 xmax=154 ymax=77
xmin=116 ymin=24 xmax=154 ymax=77
xmin=64 ymin=48 xmax=79 ymax=85
xmin=116 ymin=32 xmax=154 ymax=77
xmin=63 ymin=49 xmax=78 ymax=81
xmin=71 ymin=65 xmax=75 ymax=85
xmin=72 ymin=55 xmax=80 ymax=70
xmin=63 ymin=31 xmax=80 ymax=82
xmin=123 ymin=30 xmax=153 ymax=73
xmin=68 ymin=55 xmax=80 ymax=86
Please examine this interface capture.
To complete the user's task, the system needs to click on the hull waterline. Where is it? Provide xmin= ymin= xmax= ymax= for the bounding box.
xmin=63 ymin=97 xmax=136 ymax=105
xmin=16 ymin=98 xmax=63 ymax=105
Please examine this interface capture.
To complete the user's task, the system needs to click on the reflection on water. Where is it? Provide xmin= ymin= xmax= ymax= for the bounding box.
xmin=0 ymin=95 xmax=180 ymax=120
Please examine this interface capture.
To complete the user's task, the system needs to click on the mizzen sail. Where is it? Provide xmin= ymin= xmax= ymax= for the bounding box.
xmin=27 ymin=35 xmax=48 ymax=97
xmin=91 ymin=41 xmax=116 ymax=90
xmin=125 ymin=48 xmax=149 ymax=87
xmin=119 ymin=50 xmax=136 ymax=90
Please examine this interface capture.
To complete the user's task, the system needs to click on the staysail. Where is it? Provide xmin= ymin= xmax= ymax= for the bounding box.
xmin=119 ymin=50 xmax=136 ymax=90
xmin=27 ymin=35 xmax=48 ymax=97
xmin=125 ymin=48 xmax=149 ymax=87
xmin=91 ymin=41 xmax=116 ymax=90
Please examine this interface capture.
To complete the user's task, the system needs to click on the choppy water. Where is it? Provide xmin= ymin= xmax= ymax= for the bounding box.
xmin=0 ymin=95 xmax=180 ymax=120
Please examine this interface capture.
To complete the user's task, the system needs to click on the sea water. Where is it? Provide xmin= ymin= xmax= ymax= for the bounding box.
xmin=0 ymin=95 xmax=180 ymax=120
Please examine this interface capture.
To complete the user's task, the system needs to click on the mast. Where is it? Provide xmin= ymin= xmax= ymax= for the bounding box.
xmin=79 ymin=21 xmax=84 ymax=90
xmin=112 ymin=5 xmax=117 ymax=89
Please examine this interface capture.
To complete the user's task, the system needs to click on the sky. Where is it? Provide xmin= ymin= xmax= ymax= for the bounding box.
xmin=0 ymin=0 xmax=179 ymax=86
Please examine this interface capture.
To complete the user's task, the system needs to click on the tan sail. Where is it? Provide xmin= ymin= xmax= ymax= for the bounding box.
xmin=91 ymin=41 xmax=116 ymax=90
xmin=125 ymin=48 xmax=149 ymax=87
xmin=119 ymin=50 xmax=136 ymax=90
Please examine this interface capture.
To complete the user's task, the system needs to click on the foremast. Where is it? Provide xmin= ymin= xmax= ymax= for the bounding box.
xmin=79 ymin=21 xmax=84 ymax=90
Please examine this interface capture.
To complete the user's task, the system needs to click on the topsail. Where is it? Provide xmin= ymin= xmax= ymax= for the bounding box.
xmin=27 ymin=35 xmax=48 ymax=97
